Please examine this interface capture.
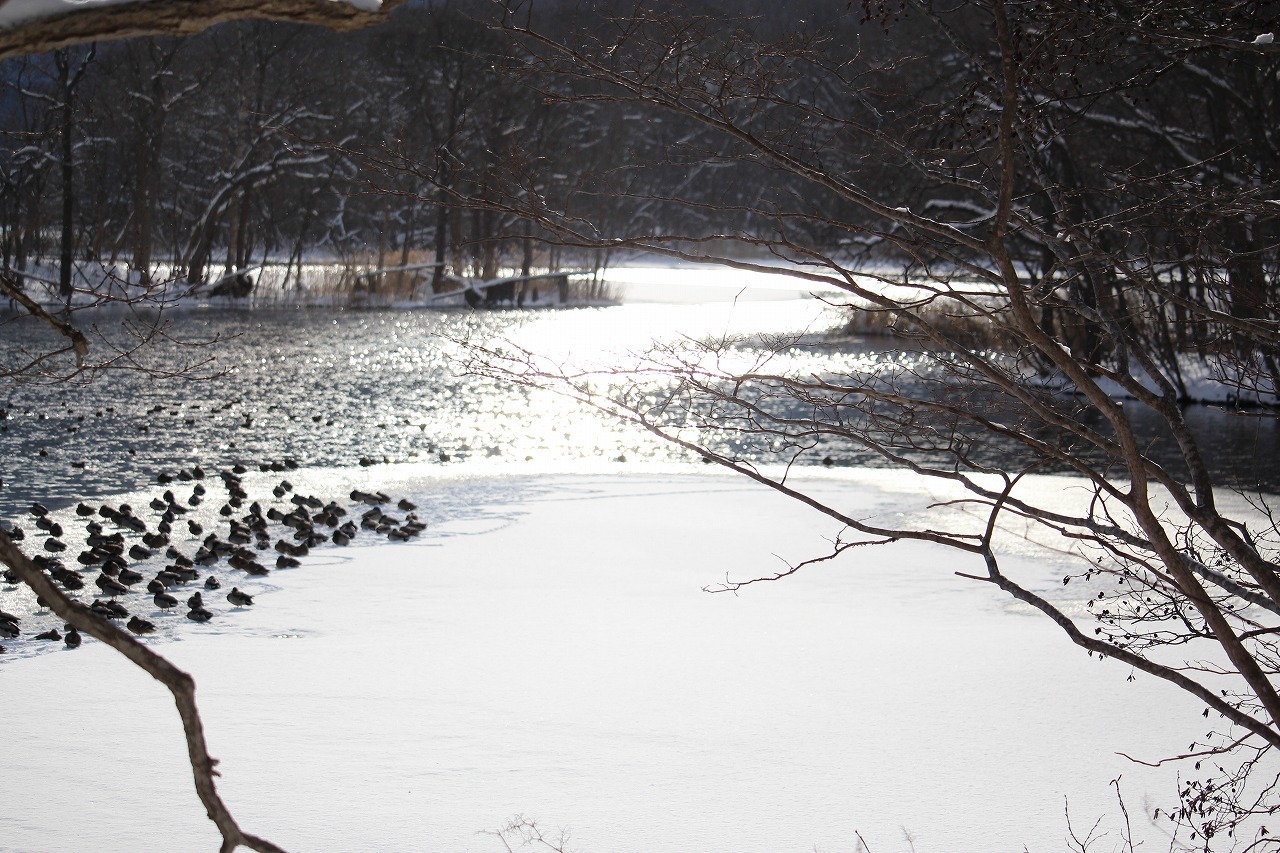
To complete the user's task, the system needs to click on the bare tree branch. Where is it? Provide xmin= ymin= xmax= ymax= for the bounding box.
xmin=0 ymin=0 xmax=406 ymax=61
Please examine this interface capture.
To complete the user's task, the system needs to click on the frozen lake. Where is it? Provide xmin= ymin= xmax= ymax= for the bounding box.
xmin=0 ymin=470 xmax=1208 ymax=853
xmin=0 ymin=291 xmax=1268 ymax=851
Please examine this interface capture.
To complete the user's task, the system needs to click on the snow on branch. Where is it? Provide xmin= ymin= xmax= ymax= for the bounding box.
xmin=0 ymin=0 xmax=404 ymax=61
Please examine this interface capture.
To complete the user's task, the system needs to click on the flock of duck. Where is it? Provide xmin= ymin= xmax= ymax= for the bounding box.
xmin=0 ymin=461 xmax=426 ymax=653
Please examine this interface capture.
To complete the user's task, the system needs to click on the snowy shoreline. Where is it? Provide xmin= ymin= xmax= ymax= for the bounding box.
xmin=0 ymin=468 xmax=1207 ymax=853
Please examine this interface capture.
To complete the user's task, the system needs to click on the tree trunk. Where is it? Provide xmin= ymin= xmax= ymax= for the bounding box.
xmin=431 ymin=196 xmax=449 ymax=293
xmin=58 ymin=89 xmax=75 ymax=304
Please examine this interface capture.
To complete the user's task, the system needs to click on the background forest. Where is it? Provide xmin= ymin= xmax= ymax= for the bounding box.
xmin=0 ymin=0 xmax=797 ymax=297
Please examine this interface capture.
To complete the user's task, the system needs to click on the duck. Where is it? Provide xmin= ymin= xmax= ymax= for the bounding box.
xmin=238 ymin=559 xmax=270 ymax=577
xmin=186 ymin=606 xmax=213 ymax=623
xmin=34 ymin=627 xmax=61 ymax=641
xmin=156 ymin=568 xmax=183 ymax=585
xmin=96 ymin=573 xmax=129 ymax=596
xmin=187 ymin=591 xmax=203 ymax=609
xmin=204 ymin=575 xmax=221 ymax=590
xmin=91 ymin=599 xmax=129 ymax=619
xmin=63 ymin=625 xmax=81 ymax=649
xmin=127 ymin=615 xmax=156 ymax=635
xmin=154 ymin=591 xmax=179 ymax=611
xmin=170 ymin=566 xmax=200 ymax=582
xmin=226 ymin=587 xmax=254 ymax=607
xmin=56 ymin=571 xmax=86 ymax=591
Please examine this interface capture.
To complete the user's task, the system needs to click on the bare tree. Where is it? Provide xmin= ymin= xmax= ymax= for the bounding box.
xmin=433 ymin=1 xmax=1280 ymax=844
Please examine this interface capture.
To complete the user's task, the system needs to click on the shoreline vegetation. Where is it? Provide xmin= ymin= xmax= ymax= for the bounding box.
xmin=0 ymin=255 xmax=623 ymax=311
xmin=7 ymin=254 xmax=1275 ymax=413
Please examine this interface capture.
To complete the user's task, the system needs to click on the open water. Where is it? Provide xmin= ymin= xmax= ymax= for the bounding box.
xmin=1 ymin=298 xmax=1277 ymax=525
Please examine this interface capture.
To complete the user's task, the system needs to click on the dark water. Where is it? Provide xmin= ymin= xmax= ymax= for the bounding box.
xmin=0 ymin=306 xmax=641 ymax=521
xmin=1 ymin=302 xmax=1278 ymax=525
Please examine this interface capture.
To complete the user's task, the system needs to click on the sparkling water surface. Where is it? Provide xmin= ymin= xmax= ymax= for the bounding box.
xmin=0 ymin=300 xmax=848 ymax=518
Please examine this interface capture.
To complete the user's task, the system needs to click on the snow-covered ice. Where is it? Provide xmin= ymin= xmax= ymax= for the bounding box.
xmin=0 ymin=470 xmax=1208 ymax=853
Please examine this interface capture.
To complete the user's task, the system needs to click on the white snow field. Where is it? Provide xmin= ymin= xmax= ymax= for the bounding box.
xmin=0 ymin=470 xmax=1207 ymax=853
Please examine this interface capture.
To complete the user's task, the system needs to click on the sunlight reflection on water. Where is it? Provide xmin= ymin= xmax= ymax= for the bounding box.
xmin=0 ymin=299 xmax=845 ymax=522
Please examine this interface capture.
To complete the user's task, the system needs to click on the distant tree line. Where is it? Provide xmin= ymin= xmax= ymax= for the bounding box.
xmin=0 ymin=1 xmax=783 ymax=297
xmin=0 ymin=0 xmax=1276 ymax=339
